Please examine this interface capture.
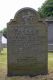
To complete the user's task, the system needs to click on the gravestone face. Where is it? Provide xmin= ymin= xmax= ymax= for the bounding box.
xmin=7 ymin=7 xmax=48 ymax=76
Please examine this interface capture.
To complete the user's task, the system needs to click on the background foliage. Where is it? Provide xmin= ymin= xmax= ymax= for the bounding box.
xmin=38 ymin=0 xmax=53 ymax=18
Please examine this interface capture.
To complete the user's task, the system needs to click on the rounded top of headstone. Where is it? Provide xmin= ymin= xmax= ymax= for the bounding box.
xmin=14 ymin=7 xmax=40 ymax=21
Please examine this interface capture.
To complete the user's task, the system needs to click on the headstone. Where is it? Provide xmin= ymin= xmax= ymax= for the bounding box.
xmin=7 ymin=7 xmax=48 ymax=76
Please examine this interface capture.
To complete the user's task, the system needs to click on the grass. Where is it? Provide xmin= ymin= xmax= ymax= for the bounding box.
xmin=48 ymin=52 xmax=53 ymax=72
xmin=0 ymin=48 xmax=7 ymax=66
xmin=0 ymin=48 xmax=53 ymax=80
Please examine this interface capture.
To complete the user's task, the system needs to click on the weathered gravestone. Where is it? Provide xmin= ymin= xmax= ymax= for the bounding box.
xmin=7 ymin=7 xmax=48 ymax=76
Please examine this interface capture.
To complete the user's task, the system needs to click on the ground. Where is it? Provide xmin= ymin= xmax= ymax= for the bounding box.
xmin=0 ymin=48 xmax=53 ymax=80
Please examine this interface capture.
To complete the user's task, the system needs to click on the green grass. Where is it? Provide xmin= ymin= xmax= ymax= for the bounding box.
xmin=48 ymin=52 xmax=53 ymax=72
xmin=0 ymin=48 xmax=7 ymax=62
xmin=0 ymin=49 xmax=53 ymax=80
xmin=0 ymin=48 xmax=7 ymax=68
